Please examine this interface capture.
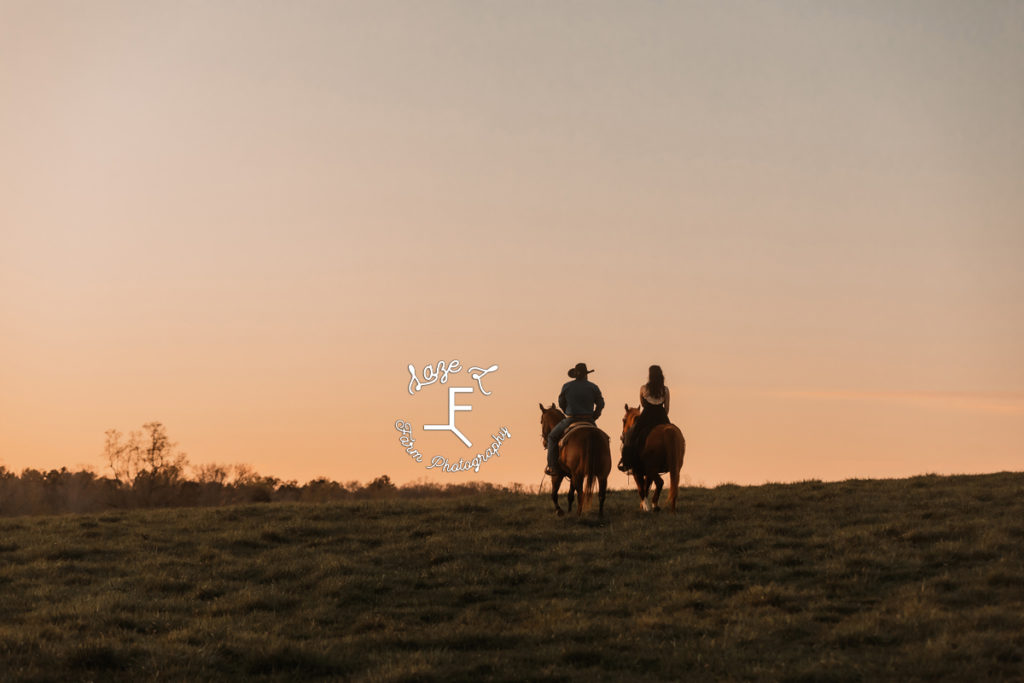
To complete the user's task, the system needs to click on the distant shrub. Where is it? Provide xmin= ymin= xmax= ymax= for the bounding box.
xmin=0 ymin=465 xmax=522 ymax=517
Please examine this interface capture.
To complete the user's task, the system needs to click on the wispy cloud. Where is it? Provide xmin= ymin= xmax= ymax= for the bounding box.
xmin=775 ymin=390 xmax=1024 ymax=415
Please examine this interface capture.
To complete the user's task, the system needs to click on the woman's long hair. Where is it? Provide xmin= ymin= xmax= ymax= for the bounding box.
xmin=646 ymin=365 xmax=665 ymax=399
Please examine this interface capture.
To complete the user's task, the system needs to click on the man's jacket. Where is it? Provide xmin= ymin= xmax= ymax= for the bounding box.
xmin=558 ymin=379 xmax=605 ymax=419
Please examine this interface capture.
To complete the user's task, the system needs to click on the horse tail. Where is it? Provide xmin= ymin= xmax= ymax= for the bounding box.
xmin=578 ymin=432 xmax=594 ymax=513
xmin=579 ymin=429 xmax=609 ymax=513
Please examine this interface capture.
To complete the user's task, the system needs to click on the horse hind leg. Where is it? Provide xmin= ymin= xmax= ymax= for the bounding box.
xmin=598 ymin=476 xmax=607 ymax=517
xmin=669 ymin=467 xmax=679 ymax=513
xmin=566 ymin=478 xmax=576 ymax=513
xmin=651 ymin=474 xmax=664 ymax=512
xmin=573 ymin=476 xmax=586 ymax=516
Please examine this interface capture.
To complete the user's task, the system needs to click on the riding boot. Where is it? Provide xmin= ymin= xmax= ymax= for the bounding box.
xmin=545 ymin=438 xmax=562 ymax=477
xmin=618 ymin=444 xmax=633 ymax=473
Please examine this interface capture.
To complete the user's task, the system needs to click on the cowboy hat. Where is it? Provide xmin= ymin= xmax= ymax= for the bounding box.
xmin=567 ymin=362 xmax=594 ymax=378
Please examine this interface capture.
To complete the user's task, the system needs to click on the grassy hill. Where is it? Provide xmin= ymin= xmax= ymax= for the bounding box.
xmin=1 ymin=472 xmax=1022 ymax=681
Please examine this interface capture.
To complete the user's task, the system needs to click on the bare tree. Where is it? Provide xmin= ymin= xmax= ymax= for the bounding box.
xmin=104 ymin=422 xmax=188 ymax=489
xmin=231 ymin=463 xmax=259 ymax=486
xmin=105 ymin=428 xmax=140 ymax=486
xmin=193 ymin=463 xmax=230 ymax=485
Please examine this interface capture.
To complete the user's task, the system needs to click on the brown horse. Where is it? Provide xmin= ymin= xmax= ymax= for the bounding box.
xmin=621 ymin=404 xmax=686 ymax=512
xmin=539 ymin=403 xmax=611 ymax=516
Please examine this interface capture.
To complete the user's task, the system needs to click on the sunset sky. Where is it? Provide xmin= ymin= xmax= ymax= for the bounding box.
xmin=2 ymin=1 xmax=1022 ymax=488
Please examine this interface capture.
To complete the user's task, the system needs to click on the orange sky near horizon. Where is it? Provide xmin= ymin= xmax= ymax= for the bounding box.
xmin=2 ymin=1 xmax=1022 ymax=488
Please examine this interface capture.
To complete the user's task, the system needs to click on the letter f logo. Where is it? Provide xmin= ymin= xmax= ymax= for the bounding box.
xmin=423 ymin=387 xmax=473 ymax=447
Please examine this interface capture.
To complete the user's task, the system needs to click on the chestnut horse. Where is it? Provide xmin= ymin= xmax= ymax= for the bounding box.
xmin=539 ymin=403 xmax=611 ymax=516
xmin=621 ymin=404 xmax=686 ymax=512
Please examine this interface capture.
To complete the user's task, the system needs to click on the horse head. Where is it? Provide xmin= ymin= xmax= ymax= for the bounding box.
xmin=539 ymin=402 xmax=565 ymax=447
xmin=621 ymin=403 xmax=641 ymax=442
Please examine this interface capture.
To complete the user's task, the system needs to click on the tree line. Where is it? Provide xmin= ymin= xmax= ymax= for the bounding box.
xmin=0 ymin=422 xmax=521 ymax=517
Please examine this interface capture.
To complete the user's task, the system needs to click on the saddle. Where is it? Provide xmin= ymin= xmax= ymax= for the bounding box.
xmin=558 ymin=419 xmax=598 ymax=449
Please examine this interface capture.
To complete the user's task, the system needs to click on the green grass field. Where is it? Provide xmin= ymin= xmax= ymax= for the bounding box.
xmin=1 ymin=472 xmax=1022 ymax=681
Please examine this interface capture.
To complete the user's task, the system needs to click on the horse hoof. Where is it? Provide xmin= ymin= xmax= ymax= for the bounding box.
xmin=653 ymin=505 xmax=661 ymax=513
xmin=555 ymin=508 xmax=565 ymax=517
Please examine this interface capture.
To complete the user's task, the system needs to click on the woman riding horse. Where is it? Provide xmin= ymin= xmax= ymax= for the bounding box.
xmin=621 ymin=403 xmax=686 ymax=512
xmin=619 ymin=365 xmax=671 ymax=473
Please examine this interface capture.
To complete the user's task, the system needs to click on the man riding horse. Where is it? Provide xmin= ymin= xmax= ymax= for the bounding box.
xmin=544 ymin=362 xmax=605 ymax=476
